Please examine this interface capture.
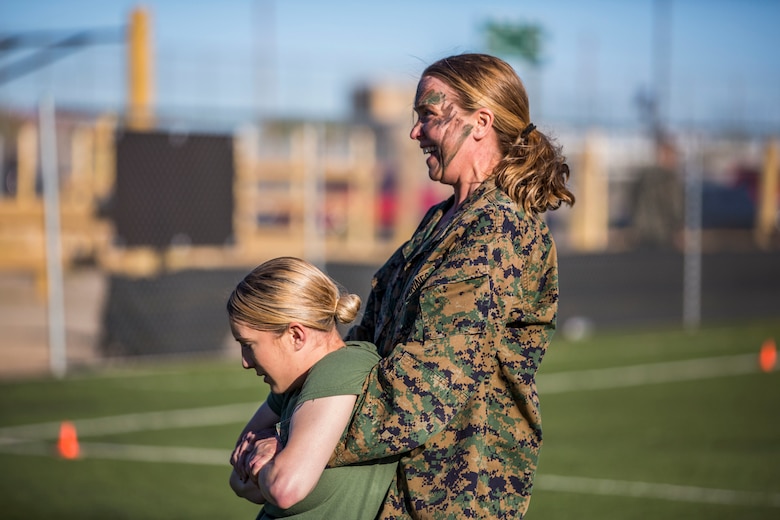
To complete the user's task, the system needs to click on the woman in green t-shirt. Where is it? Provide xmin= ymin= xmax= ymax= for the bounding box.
xmin=227 ymin=257 xmax=396 ymax=519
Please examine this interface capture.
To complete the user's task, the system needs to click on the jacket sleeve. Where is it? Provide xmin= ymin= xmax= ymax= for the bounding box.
xmin=330 ymin=206 xmax=557 ymax=466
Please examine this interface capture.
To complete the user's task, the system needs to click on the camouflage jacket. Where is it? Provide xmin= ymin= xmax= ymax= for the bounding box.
xmin=332 ymin=178 xmax=559 ymax=519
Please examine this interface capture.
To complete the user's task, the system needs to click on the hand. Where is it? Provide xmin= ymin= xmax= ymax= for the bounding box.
xmin=230 ymin=468 xmax=267 ymax=505
xmin=248 ymin=435 xmax=282 ymax=484
xmin=231 ymin=428 xmax=276 ymax=482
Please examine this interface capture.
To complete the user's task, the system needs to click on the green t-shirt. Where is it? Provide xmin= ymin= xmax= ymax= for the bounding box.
xmin=258 ymin=341 xmax=395 ymax=520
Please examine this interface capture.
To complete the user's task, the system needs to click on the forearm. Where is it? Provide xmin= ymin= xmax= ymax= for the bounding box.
xmin=231 ymin=404 xmax=280 ymax=482
xmin=254 ymin=455 xmax=309 ymax=510
xmin=229 ymin=468 xmax=267 ymax=504
xmin=239 ymin=402 xmax=278 ymax=438
xmin=330 ymin=335 xmax=486 ymax=467
xmin=249 ymin=394 xmax=359 ymax=509
xmin=331 ymin=224 xmax=526 ymax=467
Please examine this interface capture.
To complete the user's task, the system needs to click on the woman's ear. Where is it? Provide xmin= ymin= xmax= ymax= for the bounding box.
xmin=287 ymin=323 xmax=306 ymax=351
xmin=472 ymin=108 xmax=494 ymax=140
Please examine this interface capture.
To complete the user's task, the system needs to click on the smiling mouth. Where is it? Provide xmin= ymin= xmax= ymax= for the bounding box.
xmin=423 ymin=146 xmax=438 ymax=155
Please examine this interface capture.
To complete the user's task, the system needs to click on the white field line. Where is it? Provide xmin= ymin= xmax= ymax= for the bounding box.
xmin=0 ymin=353 xmax=767 ymax=445
xmin=0 ymin=440 xmax=229 ymax=466
xmin=535 ymin=474 xmax=780 ymax=509
xmin=0 ymin=353 xmax=777 ymax=509
xmin=538 ymin=353 xmax=763 ymax=394
xmin=0 ymin=401 xmax=260 ymax=444
xmin=2 ymin=443 xmax=779 ymax=510
xmin=0 ymin=354 xmax=766 ymax=444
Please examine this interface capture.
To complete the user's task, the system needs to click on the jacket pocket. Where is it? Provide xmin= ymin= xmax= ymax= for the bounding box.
xmin=419 ymin=272 xmax=490 ymax=340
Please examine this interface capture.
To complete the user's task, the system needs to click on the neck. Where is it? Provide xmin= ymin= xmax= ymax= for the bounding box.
xmin=450 ymin=147 xmax=500 ymax=209
xmin=451 ymin=178 xmax=484 ymax=209
xmin=304 ymin=328 xmax=345 ymax=365
xmin=288 ymin=328 xmax=344 ymax=393
xmin=322 ymin=329 xmax=346 ymax=353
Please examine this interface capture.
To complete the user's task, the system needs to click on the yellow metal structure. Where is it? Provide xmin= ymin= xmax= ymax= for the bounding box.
xmin=755 ymin=138 xmax=779 ymax=249
xmin=127 ymin=6 xmax=154 ymax=130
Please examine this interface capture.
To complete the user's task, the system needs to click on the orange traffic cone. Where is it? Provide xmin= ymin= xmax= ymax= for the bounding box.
xmin=57 ymin=421 xmax=80 ymax=459
xmin=759 ymin=338 xmax=777 ymax=373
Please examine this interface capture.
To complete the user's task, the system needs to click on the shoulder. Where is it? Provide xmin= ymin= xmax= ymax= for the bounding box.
xmin=324 ymin=341 xmax=380 ymax=367
xmin=464 ymin=185 xmax=550 ymax=246
xmin=298 ymin=342 xmax=379 ymax=402
xmin=448 ymin=186 xmax=555 ymax=280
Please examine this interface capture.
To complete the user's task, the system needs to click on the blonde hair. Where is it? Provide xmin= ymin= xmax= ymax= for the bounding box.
xmin=227 ymin=257 xmax=361 ymax=334
xmin=423 ymin=53 xmax=575 ymax=213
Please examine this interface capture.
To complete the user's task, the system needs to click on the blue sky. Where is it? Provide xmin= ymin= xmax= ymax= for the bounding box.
xmin=1 ymin=0 xmax=778 ymax=132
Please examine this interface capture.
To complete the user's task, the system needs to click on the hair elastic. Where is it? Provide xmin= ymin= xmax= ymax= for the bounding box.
xmin=521 ymin=123 xmax=537 ymax=139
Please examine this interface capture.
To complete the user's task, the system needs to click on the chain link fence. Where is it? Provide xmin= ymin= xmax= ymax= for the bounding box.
xmin=0 ymin=100 xmax=778 ymax=375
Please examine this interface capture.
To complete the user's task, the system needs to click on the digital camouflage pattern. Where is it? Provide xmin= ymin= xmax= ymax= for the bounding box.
xmin=330 ymin=177 xmax=559 ymax=519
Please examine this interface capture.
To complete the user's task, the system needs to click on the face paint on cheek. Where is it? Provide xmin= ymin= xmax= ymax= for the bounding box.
xmin=440 ymin=122 xmax=473 ymax=169
xmin=433 ymin=102 xmax=463 ymax=171
xmin=435 ymin=101 xmax=457 ymax=127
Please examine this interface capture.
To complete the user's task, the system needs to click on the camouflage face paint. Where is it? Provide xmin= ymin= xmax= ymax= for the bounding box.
xmin=416 ymin=88 xmax=445 ymax=109
xmin=413 ymin=76 xmax=475 ymax=184
xmin=439 ymin=120 xmax=473 ymax=169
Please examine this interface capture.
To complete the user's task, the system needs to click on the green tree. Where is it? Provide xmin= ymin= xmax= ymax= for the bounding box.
xmin=483 ymin=21 xmax=544 ymax=67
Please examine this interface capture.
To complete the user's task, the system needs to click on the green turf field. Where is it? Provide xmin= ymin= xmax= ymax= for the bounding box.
xmin=1 ymin=320 xmax=778 ymax=519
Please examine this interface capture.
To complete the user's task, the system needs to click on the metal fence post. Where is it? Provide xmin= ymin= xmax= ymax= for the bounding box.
xmin=682 ymin=135 xmax=703 ymax=331
xmin=39 ymin=95 xmax=67 ymax=377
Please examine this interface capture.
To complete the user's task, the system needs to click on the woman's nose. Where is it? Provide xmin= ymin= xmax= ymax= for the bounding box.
xmin=410 ymin=121 xmax=422 ymax=140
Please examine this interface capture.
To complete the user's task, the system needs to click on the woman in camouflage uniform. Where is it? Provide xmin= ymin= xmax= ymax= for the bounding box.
xmin=329 ymin=53 xmax=575 ymax=519
xmin=241 ymin=53 xmax=575 ymax=519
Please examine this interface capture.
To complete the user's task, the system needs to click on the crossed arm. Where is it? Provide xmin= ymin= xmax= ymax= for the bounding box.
xmin=230 ymin=394 xmax=358 ymax=509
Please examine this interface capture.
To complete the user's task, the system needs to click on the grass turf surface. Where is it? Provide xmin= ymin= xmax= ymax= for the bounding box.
xmin=1 ymin=320 xmax=778 ymax=519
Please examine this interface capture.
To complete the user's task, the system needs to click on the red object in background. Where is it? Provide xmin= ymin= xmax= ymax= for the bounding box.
xmin=57 ymin=421 xmax=80 ymax=459
xmin=759 ymin=338 xmax=777 ymax=373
